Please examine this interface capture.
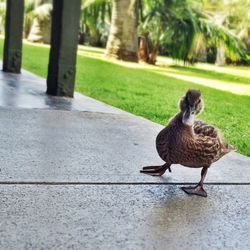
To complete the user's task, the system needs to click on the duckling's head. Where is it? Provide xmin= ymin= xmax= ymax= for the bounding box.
xmin=179 ymin=89 xmax=203 ymax=126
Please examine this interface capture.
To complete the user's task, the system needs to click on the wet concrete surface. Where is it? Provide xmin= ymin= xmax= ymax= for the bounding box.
xmin=0 ymin=68 xmax=249 ymax=249
xmin=1 ymin=185 xmax=249 ymax=250
xmin=0 ymin=69 xmax=125 ymax=113
xmin=0 ymin=108 xmax=249 ymax=184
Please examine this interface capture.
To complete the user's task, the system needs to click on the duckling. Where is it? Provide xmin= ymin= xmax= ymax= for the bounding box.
xmin=140 ymin=89 xmax=235 ymax=197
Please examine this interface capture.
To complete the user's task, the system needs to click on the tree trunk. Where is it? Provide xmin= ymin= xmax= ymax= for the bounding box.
xmin=138 ymin=34 xmax=149 ymax=62
xmin=216 ymin=46 xmax=226 ymax=66
xmin=105 ymin=0 xmax=138 ymax=62
xmin=138 ymin=33 xmax=159 ymax=65
xmin=148 ymin=49 xmax=157 ymax=65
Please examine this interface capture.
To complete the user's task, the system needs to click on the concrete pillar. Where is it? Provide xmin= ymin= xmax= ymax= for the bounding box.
xmin=3 ymin=0 xmax=24 ymax=73
xmin=47 ymin=0 xmax=81 ymax=97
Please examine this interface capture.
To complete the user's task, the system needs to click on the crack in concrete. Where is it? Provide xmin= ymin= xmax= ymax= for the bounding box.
xmin=0 ymin=181 xmax=249 ymax=185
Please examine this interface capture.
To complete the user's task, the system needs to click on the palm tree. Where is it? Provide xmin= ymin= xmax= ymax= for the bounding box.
xmin=24 ymin=0 xmax=35 ymax=38
xmin=27 ymin=0 xmax=52 ymax=44
xmin=138 ymin=0 xmax=246 ymax=64
xmin=80 ymin=0 xmax=112 ymax=46
xmin=105 ymin=0 xmax=138 ymax=62
xmin=215 ymin=0 xmax=250 ymax=64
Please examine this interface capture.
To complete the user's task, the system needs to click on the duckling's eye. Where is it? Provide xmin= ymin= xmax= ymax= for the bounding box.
xmin=197 ymin=99 xmax=201 ymax=104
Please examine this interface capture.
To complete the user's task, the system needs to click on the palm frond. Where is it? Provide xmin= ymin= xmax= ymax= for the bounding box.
xmin=198 ymin=17 xmax=246 ymax=61
xmin=82 ymin=0 xmax=110 ymax=9
xmin=33 ymin=3 xmax=52 ymax=22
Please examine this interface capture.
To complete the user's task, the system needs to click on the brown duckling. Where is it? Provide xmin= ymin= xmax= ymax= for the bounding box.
xmin=141 ymin=89 xmax=235 ymax=197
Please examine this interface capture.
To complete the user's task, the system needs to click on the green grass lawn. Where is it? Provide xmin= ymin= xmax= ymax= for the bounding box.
xmin=167 ymin=65 xmax=250 ymax=85
xmin=0 ymin=40 xmax=249 ymax=156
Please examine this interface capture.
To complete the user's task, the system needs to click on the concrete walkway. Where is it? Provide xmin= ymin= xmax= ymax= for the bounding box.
xmin=0 ymin=68 xmax=249 ymax=250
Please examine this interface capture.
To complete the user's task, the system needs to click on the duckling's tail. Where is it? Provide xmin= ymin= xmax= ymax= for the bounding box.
xmin=221 ymin=144 xmax=236 ymax=156
xmin=227 ymin=144 xmax=236 ymax=152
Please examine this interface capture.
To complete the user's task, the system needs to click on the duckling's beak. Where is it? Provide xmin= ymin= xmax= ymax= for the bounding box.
xmin=182 ymin=106 xmax=195 ymax=126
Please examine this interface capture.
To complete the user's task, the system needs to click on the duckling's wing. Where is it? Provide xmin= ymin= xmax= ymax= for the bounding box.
xmin=192 ymin=122 xmax=234 ymax=163
xmin=184 ymin=136 xmax=224 ymax=166
xmin=194 ymin=121 xmax=218 ymax=138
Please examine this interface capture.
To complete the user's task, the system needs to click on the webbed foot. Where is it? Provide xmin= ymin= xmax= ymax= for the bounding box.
xmin=140 ymin=164 xmax=171 ymax=176
xmin=181 ymin=185 xmax=207 ymax=197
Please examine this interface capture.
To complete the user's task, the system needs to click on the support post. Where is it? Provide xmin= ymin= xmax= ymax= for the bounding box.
xmin=3 ymin=0 xmax=24 ymax=73
xmin=47 ymin=0 xmax=81 ymax=97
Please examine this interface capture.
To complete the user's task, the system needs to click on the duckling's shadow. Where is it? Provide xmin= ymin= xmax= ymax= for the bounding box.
xmin=156 ymin=174 xmax=196 ymax=185
xmin=158 ymin=175 xmax=175 ymax=182
xmin=143 ymin=185 xmax=216 ymax=240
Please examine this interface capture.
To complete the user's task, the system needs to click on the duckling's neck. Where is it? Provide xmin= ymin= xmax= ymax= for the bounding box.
xmin=173 ymin=112 xmax=194 ymax=133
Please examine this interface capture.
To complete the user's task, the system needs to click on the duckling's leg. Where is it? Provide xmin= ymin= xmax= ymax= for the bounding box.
xmin=181 ymin=167 xmax=208 ymax=197
xmin=140 ymin=163 xmax=171 ymax=176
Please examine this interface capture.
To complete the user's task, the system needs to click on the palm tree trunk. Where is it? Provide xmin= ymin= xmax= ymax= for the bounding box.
xmin=216 ymin=46 xmax=226 ymax=66
xmin=105 ymin=0 xmax=138 ymax=62
xmin=148 ymin=48 xmax=158 ymax=65
xmin=138 ymin=34 xmax=159 ymax=65
xmin=138 ymin=34 xmax=149 ymax=62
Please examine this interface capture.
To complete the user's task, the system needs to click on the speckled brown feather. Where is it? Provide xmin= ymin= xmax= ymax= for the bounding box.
xmin=156 ymin=96 xmax=234 ymax=168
